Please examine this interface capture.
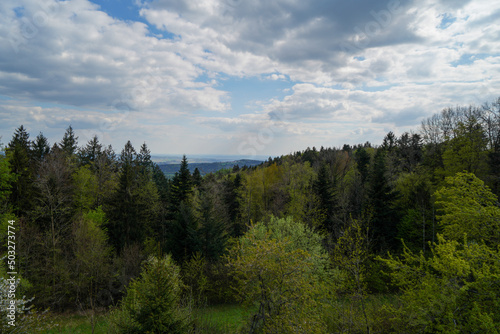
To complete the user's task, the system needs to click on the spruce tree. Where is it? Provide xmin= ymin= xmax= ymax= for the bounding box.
xmin=313 ymin=163 xmax=335 ymax=233
xmin=7 ymin=125 xmax=35 ymax=217
xmin=192 ymin=168 xmax=202 ymax=188
xmin=60 ymin=125 xmax=78 ymax=157
xmin=32 ymin=132 xmax=50 ymax=163
xmin=368 ymin=149 xmax=399 ymax=250
xmin=78 ymin=135 xmax=102 ymax=166
xmin=169 ymin=155 xmax=192 ymax=209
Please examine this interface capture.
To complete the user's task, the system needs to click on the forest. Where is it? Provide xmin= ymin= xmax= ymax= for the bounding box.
xmin=1 ymin=97 xmax=500 ymax=333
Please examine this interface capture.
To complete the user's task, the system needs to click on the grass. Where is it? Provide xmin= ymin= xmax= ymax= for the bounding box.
xmin=38 ymin=296 xmax=398 ymax=333
xmin=42 ymin=311 xmax=110 ymax=334
xmin=193 ymin=304 xmax=255 ymax=333
xmin=39 ymin=304 xmax=253 ymax=334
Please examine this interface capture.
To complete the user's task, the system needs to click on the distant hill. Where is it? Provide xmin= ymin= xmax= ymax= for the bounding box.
xmin=158 ymin=159 xmax=263 ymax=178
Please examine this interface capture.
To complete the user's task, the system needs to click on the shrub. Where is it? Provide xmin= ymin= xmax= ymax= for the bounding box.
xmin=226 ymin=216 xmax=333 ymax=333
xmin=109 ymin=255 xmax=192 ymax=334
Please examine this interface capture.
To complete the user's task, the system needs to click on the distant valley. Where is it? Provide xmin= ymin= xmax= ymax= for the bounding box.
xmin=157 ymin=159 xmax=264 ymax=177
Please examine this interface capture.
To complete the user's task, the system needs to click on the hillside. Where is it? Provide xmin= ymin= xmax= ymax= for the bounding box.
xmin=158 ymin=159 xmax=263 ymax=177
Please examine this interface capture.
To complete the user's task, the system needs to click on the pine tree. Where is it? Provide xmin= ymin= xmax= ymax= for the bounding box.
xmin=78 ymin=135 xmax=102 ymax=167
xmin=354 ymin=147 xmax=370 ymax=183
xmin=107 ymin=141 xmax=159 ymax=252
xmin=368 ymin=149 xmax=399 ymax=250
xmin=169 ymin=155 xmax=192 ymax=210
xmin=7 ymin=125 xmax=35 ymax=217
xmin=107 ymin=141 xmax=141 ymax=251
xmin=32 ymin=132 xmax=50 ymax=163
xmin=60 ymin=125 xmax=78 ymax=157
xmin=192 ymin=168 xmax=202 ymax=188
xmin=313 ymin=163 xmax=335 ymax=233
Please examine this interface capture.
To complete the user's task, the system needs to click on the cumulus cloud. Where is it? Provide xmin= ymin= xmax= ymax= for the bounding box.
xmin=0 ymin=0 xmax=499 ymax=154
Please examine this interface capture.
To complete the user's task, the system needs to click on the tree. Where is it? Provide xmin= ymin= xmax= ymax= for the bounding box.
xmin=195 ymin=183 xmax=228 ymax=262
xmin=368 ymin=149 xmax=399 ymax=250
xmin=0 ymin=144 xmax=14 ymax=215
xmin=169 ymin=155 xmax=193 ymax=210
xmin=72 ymin=207 xmax=113 ymax=330
xmin=60 ymin=125 xmax=78 ymax=157
xmin=33 ymin=146 xmax=75 ymax=307
xmin=6 ymin=125 xmax=34 ymax=217
xmin=169 ymin=201 xmax=199 ymax=264
xmin=434 ymin=172 xmax=500 ymax=245
xmin=109 ymin=255 xmax=192 ymax=334
xmin=107 ymin=141 xmax=159 ymax=252
xmin=378 ymin=235 xmax=500 ymax=333
xmin=32 ymin=132 xmax=50 ymax=164
xmin=354 ymin=147 xmax=370 ymax=183
xmin=313 ymin=162 xmax=337 ymax=233
xmin=441 ymin=117 xmax=489 ymax=178
xmin=78 ymin=135 xmax=102 ymax=167
xmin=192 ymin=167 xmax=202 ymax=188
xmin=394 ymin=171 xmax=434 ymax=253
xmin=226 ymin=216 xmax=331 ymax=333
xmin=333 ymin=217 xmax=370 ymax=334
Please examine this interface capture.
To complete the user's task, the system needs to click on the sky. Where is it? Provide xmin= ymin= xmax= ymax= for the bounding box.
xmin=0 ymin=0 xmax=499 ymax=157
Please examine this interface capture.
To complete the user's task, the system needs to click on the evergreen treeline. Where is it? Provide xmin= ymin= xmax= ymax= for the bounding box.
xmin=1 ymin=98 xmax=500 ymax=332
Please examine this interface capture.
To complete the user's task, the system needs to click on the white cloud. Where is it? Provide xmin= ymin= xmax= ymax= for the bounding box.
xmin=0 ymin=0 xmax=499 ymax=155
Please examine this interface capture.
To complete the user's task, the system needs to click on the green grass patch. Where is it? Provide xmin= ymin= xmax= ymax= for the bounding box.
xmin=193 ymin=304 xmax=255 ymax=333
xmin=43 ymin=311 xmax=110 ymax=334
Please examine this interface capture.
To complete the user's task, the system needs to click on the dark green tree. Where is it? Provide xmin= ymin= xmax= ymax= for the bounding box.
xmin=78 ymin=135 xmax=102 ymax=167
xmin=192 ymin=167 xmax=202 ymax=188
xmin=107 ymin=141 xmax=159 ymax=252
xmin=60 ymin=125 xmax=78 ymax=157
xmin=368 ymin=149 xmax=399 ymax=251
xmin=32 ymin=132 xmax=50 ymax=164
xmin=6 ymin=125 xmax=35 ymax=217
xmin=169 ymin=201 xmax=199 ymax=264
xmin=313 ymin=163 xmax=336 ymax=233
xmin=354 ymin=147 xmax=370 ymax=183
xmin=169 ymin=155 xmax=193 ymax=210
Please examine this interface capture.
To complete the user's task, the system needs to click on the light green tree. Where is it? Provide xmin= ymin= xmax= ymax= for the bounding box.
xmin=379 ymin=235 xmax=500 ymax=333
xmin=333 ymin=217 xmax=370 ymax=334
xmin=441 ymin=117 xmax=489 ymax=178
xmin=434 ymin=172 xmax=500 ymax=244
xmin=109 ymin=255 xmax=192 ymax=334
xmin=226 ymin=216 xmax=331 ymax=333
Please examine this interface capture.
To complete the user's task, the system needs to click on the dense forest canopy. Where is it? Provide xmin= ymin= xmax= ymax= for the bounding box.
xmin=1 ymin=98 xmax=500 ymax=333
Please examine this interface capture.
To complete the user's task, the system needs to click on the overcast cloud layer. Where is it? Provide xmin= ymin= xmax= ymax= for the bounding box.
xmin=0 ymin=0 xmax=499 ymax=156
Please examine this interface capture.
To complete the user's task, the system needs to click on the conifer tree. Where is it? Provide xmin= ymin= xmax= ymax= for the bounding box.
xmin=7 ymin=125 xmax=34 ymax=217
xmin=32 ymin=132 xmax=50 ymax=164
xmin=60 ymin=125 xmax=78 ymax=157
xmin=78 ymin=135 xmax=102 ymax=166
xmin=192 ymin=167 xmax=202 ymax=188
xmin=169 ymin=155 xmax=192 ymax=210
xmin=368 ymin=149 xmax=399 ymax=250
xmin=313 ymin=163 xmax=335 ymax=233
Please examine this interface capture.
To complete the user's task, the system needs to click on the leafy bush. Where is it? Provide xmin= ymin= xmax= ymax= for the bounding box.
xmin=109 ymin=255 xmax=192 ymax=334
xmin=226 ymin=216 xmax=333 ymax=333
xmin=378 ymin=235 xmax=500 ymax=333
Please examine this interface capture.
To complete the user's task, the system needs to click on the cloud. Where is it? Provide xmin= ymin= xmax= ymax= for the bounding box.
xmin=0 ymin=0 xmax=499 ymax=155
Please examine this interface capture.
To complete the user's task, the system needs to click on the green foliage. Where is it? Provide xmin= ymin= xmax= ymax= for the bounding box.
xmin=378 ymin=235 xmax=500 ymax=333
xmin=182 ymin=252 xmax=210 ymax=305
xmin=441 ymin=117 xmax=489 ymax=178
xmin=226 ymin=216 xmax=331 ymax=333
xmin=333 ymin=217 xmax=371 ymax=333
xmin=72 ymin=207 xmax=113 ymax=308
xmin=368 ymin=149 xmax=399 ymax=250
xmin=394 ymin=171 xmax=434 ymax=252
xmin=73 ymin=165 xmax=98 ymax=212
xmin=109 ymin=255 xmax=192 ymax=334
xmin=434 ymin=172 xmax=500 ymax=244
xmin=59 ymin=125 xmax=78 ymax=157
